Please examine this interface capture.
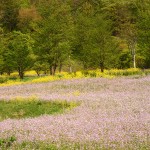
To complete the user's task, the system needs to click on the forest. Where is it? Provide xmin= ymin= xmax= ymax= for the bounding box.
xmin=0 ymin=0 xmax=150 ymax=79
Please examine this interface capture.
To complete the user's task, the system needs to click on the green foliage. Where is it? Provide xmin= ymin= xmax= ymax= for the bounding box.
xmin=33 ymin=0 xmax=74 ymax=75
xmin=8 ymin=31 xmax=34 ymax=79
xmin=137 ymin=0 xmax=150 ymax=68
xmin=0 ymin=28 xmax=4 ymax=73
xmin=74 ymin=5 xmax=119 ymax=71
xmin=0 ymin=136 xmax=16 ymax=149
xmin=105 ymin=68 xmax=145 ymax=76
xmin=0 ymin=76 xmax=9 ymax=83
xmin=33 ymin=61 xmax=45 ymax=76
xmin=0 ymin=0 xmax=20 ymax=31
xmin=118 ymin=49 xmax=132 ymax=68
xmin=0 ymin=0 xmax=150 ymax=76
xmin=1 ymin=139 xmax=150 ymax=150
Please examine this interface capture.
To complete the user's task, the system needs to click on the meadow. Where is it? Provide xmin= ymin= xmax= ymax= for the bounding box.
xmin=0 ymin=69 xmax=150 ymax=149
xmin=0 ymin=68 xmax=150 ymax=87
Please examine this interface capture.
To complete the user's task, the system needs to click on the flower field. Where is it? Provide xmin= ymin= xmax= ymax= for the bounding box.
xmin=0 ymin=75 xmax=150 ymax=149
xmin=1 ymin=68 xmax=150 ymax=87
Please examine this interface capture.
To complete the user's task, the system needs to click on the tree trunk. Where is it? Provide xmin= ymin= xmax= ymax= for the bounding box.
xmin=100 ymin=62 xmax=104 ymax=73
xmin=7 ymin=70 xmax=11 ymax=76
xmin=20 ymin=72 xmax=24 ymax=79
xmin=59 ymin=63 xmax=62 ymax=73
xmin=129 ymin=41 xmax=136 ymax=68
xmin=69 ymin=65 xmax=72 ymax=73
xmin=133 ymin=50 xmax=136 ymax=68
xmin=36 ymin=70 xmax=40 ymax=76
xmin=53 ymin=64 xmax=57 ymax=75
xmin=18 ymin=67 xmax=24 ymax=79
xmin=50 ymin=66 xmax=53 ymax=75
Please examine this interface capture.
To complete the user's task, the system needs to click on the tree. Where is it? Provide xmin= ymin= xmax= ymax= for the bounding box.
xmin=34 ymin=0 xmax=74 ymax=75
xmin=74 ymin=1 xmax=119 ymax=72
xmin=89 ymin=14 xmax=119 ymax=72
xmin=8 ymin=31 xmax=34 ymax=79
xmin=0 ymin=27 xmax=15 ymax=75
xmin=0 ymin=0 xmax=20 ymax=31
xmin=0 ymin=28 xmax=4 ymax=74
xmin=136 ymin=0 xmax=150 ymax=68
xmin=18 ymin=6 xmax=40 ymax=33
xmin=105 ymin=0 xmax=138 ymax=68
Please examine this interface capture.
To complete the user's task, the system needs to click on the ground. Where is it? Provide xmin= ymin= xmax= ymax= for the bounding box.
xmin=0 ymin=76 xmax=150 ymax=149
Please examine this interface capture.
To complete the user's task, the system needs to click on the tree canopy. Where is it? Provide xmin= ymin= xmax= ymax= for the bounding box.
xmin=0 ymin=0 xmax=149 ymax=78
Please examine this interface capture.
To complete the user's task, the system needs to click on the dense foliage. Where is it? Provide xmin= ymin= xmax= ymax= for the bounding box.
xmin=0 ymin=0 xmax=150 ymax=78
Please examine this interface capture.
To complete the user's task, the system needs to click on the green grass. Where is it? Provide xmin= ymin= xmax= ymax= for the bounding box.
xmin=0 ymin=139 xmax=149 ymax=150
xmin=0 ymin=99 xmax=78 ymax=121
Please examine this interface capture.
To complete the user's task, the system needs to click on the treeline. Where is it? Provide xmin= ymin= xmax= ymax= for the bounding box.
xmin=0 ymin=0 xmax=150 ymax=79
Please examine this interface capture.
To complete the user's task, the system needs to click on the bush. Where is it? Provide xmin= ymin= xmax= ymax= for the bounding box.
xmin=0 ymin=76 xmax=8 ymax=83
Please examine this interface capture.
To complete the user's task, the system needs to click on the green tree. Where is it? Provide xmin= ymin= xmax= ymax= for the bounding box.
xmin=0 ymin=28 xmax=4 ymax=74
xmin=0 ymin=27 xmax=15 ymax=75
xmin=18 ymin=6 xmax=40 ymax=33
xmin=8 ymin=31 xmax=34 ymax=79
xmin=136 ymin=0 xmax=150 ymax=68
xmin=105 ymin=0 xmax=138 ymax=68
xmin=89 ymin=15 xmax=119 ymax=72
xmin=0 ymin=0 xmax=20 ymax=32
xmin=34 ymin=0 xmax=74 ymax=75
xmin=74 ymin=1 xmax=119 ymax=72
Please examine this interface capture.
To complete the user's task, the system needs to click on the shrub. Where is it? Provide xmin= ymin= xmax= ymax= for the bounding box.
xmin=0 ymin=76 xmax=8 ymax=83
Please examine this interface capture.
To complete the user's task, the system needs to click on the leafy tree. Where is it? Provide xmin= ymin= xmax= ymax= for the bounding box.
xmin=2 ymin=47 xmax=15 ymax=76
xmin=0 ymin=0 xmax=20 ymax=31
xmin=18 ymin=6 xmax=40 ymax=33
xmin=8 ymin=31 xmax=34 ymax=79
xmin=105 ymin=0 xmax=138 ymax=68
xmin=34 ymin=0 xmax=74 ymax=75
xmin=89 ymin=15 xmax=119 ymax=72
xmin=136 ymin=0 xmax=150 ymax=68
xmin=0 ymin=28 xmax=4 ymax=74
xmin=74 ymin=1 xmax=119 ymax=72
xmin=0 ymin=27 xmax=15 ymax=75
xmin=0 ymin=0 xmax=150 ymax=76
